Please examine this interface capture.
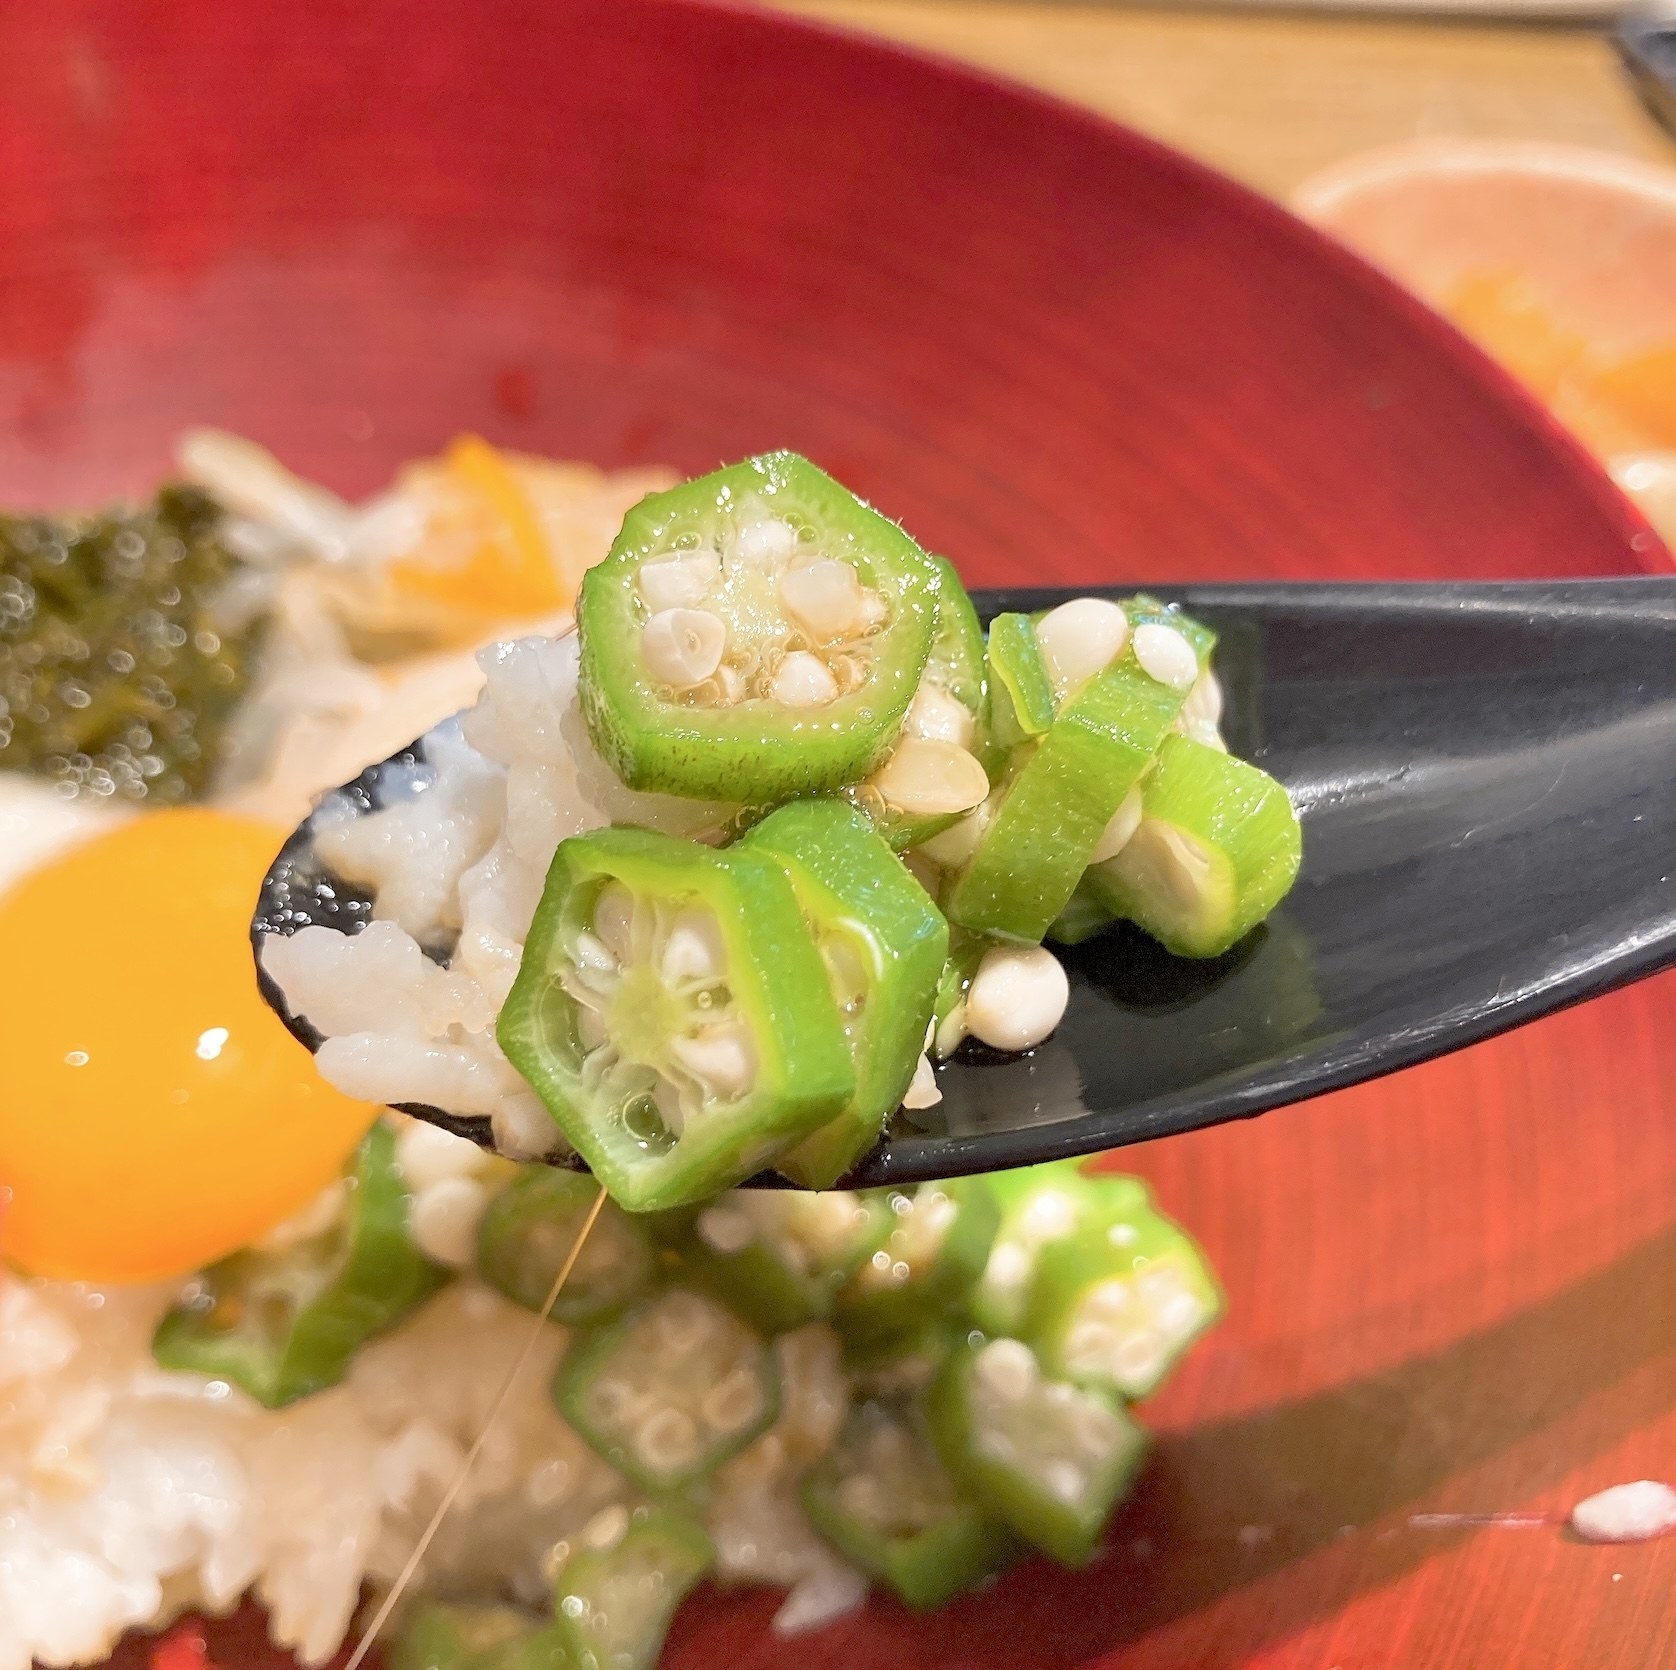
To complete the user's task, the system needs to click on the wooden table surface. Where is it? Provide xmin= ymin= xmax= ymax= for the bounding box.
xmin=788 ymin=1 xmax=1675 ymax=202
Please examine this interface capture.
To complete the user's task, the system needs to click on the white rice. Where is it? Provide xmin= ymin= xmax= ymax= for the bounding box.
xmin=260 ymin=630 xmax=734 ymax=1158
xmin=0 ymin=1255 xmax=861 ymax=1670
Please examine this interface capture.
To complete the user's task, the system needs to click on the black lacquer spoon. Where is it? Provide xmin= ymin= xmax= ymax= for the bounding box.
xmin=253 ymin=578 xmax=1676 ymax=1187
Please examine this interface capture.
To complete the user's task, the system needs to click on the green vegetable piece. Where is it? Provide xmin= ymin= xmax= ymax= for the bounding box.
xmin=1045 ymin=877 xmax=1117 ymax=946
xmin=497 ymin=827 xmax=856 ymax=1212
xmin=552 ymin=1505 xmax=713 ymax=1670
xmin=967 ymin=1161 xmax=1147 ymax=1339
xmin=1088 ymin=733 xmax=1301 ymax=958
xmin=741 ymin=800 xmax=948 ymax=1187
xmin=924 ymin=555 xmax=988 ymax=724
xmin=0 ymin=485 xmax=264 ymax=804
xmin=391 ymin=1603 xmax=573 ymax=1670
xmin=984 ymin=612 xmax=1057 ymax=752
xmin=151 ymin=1123 xmax=448 ymax=1408
xmin=674 ymin=1189 xmax=891 ymax=1334
xmin=943 ymin=659 xmax=1186 ymax=944
xmin=553 ymin=1287 xmax=780 ymax=1492
xmin=802 ymin=1397 xmax=1015 ymax=1610
xmin=836 ymin=1179 xmax=1000 ymax=1346
xmin=577 ymin=451 xmax=938 ymax=801
xmin=477 ymin=1168 xmax=656 ymax=1325
xmin=927 ymin=1338 xmax=1145 ymax=1568
xmin=1022 ymin=1203 xmax=1223 ymax=1399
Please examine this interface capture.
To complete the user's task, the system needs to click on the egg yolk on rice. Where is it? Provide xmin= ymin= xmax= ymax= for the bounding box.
xmin=0 ymin=809 xmax=377 ymax=1283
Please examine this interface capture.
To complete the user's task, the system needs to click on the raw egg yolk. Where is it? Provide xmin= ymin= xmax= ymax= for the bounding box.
xmin=0 ymin=808 xmax=378 ymax=1283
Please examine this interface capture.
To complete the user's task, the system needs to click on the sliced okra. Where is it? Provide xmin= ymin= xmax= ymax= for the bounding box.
xmin=1087 ymin=733 xmax=1301 ymax=958
xmin=740 ymin=800 xmax=948 ymax=1188
xmin=551 ymin=1505 xmax=713 ymax=1670
xmin=476 ymin=1167 xmax=656 ymax=1325
xmin=677 ymin=1189 xmax=891 ymax=1334
xmin=801 ymin=1396 xmax=1015 ymax=1610
xmin=390 ymin=1602 xmax=573 ymax=1670
xmin=835 ymin=1179 xmax=999 ymax=1346
xmin=577 ymin=452 xmax=938 ymax=801
xmin=941 ymin=658 xmax=1185 ymax=944
xmin=984 ymin=612 xmax=1057 ymax=753
xmin=967 ymin=1160 xmax=1148 ymax=1339
xmin=1021 ymin=1204 xmax=1223 ymax=1400
xmin=151 ymin=1123 xmax=449 ymax=1409
xmin=927 ymin=1338 xmax=1146 ymax=1568
xmin=497 ymin=827 xmax=856 ymax=1212
xmin=553 ymin=1286 xmax=780 ymax=1493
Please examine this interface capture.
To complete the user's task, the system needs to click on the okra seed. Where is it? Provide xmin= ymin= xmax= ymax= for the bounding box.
xmin=581 ymin=1502 xmax=631 ymax=1551
xmin=1036 ymin=597 xmax=1131 ymax=703
xmin=1183 ymin=667 xmax=1224 ymax=727
xmin=769 ymin=650 xmax=840 ymax=708
xmin=904 ymin=681 xmax=976 ymax=749
xmin=637 ymin=1407 xmax=703 ymax=1472
xmin=701 ymin=1364 xmax=766 ymax=1433
xmin=638 ymin=550 xmax=720 ymax=613
xmin=651 ymin=1291 xmax=712 ymax=1353
xmin=917 ymin=796 xmax=992 ymax=867
xmin=670 ymin=1023 xmax=756 ymax=1100
xmin=408 ymin=1175 xmax=489 ymax=1268
xmin=736 ymin=517 xmax=797 ymax=562
xmin=974 ymin=1337 xmax=1038 ymax=1401
xmin=900 ymin=1051 xmax=942 ymax=1110
xmin=642 ymin=607 xmax=727 ymax=688
xmin=572 ymin=930 xmax=618 ymax=978
xmin=1136 ymin=821 xmax=1216 ymax=913
xmin=1043 ymin=1460 xmax=1090 ymax=1506
xmin=869 ymin=737 xmax=989 ymax=817
xmin=1089 ymin=786 xmax=1144 ymax=865
xmin=593 ymin=884 xmax=637 ymax=962
xmin=1184 ymin=717 xmax=1229 ymax=752
xmin=965 ymin=945 xmax=1070 ymax=1052
xmin=778 ymin=557 xmax=865 ymax=639
xmin=697 ymin=1203 xmax=757 ymax=1256
xmin=712 ymin=662 xmax=746 ymax=704
xmin=1132 ymin=623 xmax=1199 ymax=691
xmin=660 ymin=909 xmax=728 ymax=985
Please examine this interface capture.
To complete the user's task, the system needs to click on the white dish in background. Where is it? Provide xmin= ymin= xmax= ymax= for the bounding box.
xmin=1295 ymin=140 xmax=1676 ymax=550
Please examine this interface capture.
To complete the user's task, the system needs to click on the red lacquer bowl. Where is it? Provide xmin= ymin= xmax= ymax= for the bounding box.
xmin=4 ymin=3 xmax=1673 ymax=1667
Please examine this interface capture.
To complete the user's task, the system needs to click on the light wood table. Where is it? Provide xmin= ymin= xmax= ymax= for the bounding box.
xmin=784 ymin=1 xmax=1675 ymax=202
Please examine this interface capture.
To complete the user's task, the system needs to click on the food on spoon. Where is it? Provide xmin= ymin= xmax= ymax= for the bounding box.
xmin=1087 ymin=733 xmax=1303 ymax=958
xmin=496 ymin=827 xmax=858 ymax=1210
xmin=576 ymin=452 xmax=941 ymax=800
xmin=265 ymin=452 xmax=1299 ymax=1189
xmin=738 ymin=800 xmax=948 ymax=1188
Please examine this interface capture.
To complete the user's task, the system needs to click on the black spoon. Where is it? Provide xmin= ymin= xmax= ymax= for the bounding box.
xmin=253 ymin=577 xmax=1676 ymax=1187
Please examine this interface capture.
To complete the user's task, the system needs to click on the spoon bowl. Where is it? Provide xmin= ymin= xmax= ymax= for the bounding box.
xmin=254 ymin=577 xmax=1676 ymax=1185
